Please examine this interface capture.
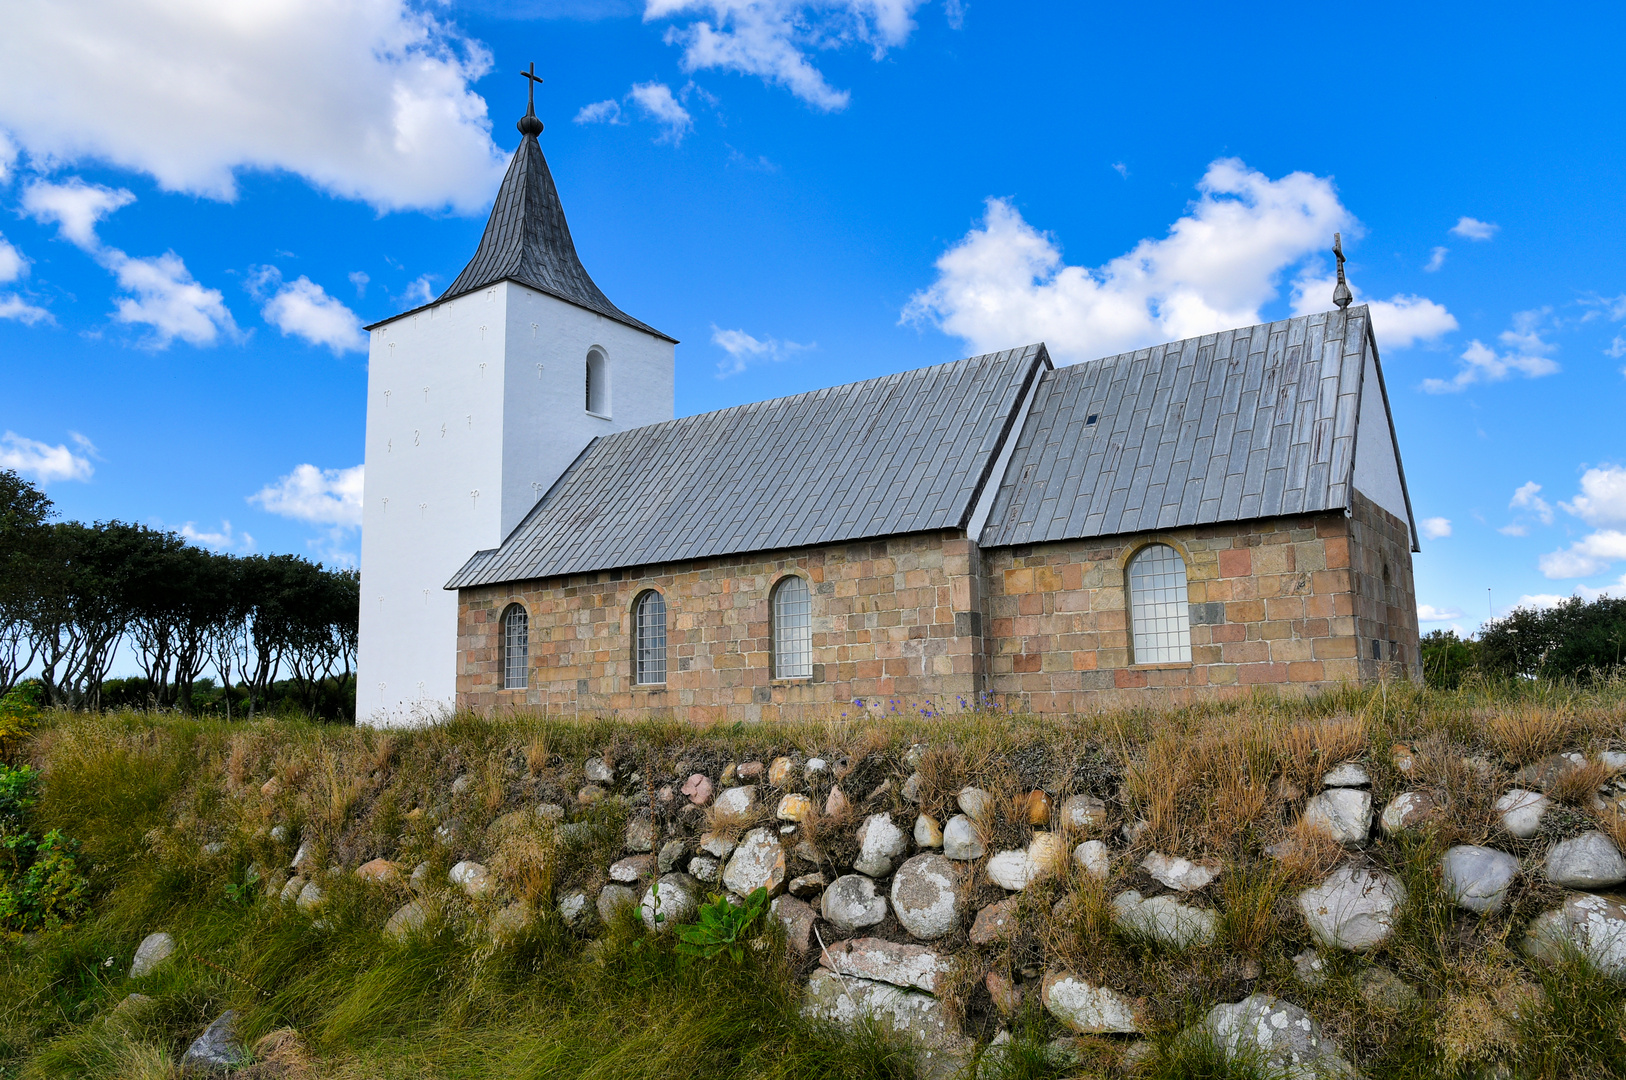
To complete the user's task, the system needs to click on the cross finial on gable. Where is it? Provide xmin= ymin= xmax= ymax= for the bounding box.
xmin=517 ymin=62 xmax=545 ymax=137
xmin=1332 ymin=232 xmax=1352 ymax=310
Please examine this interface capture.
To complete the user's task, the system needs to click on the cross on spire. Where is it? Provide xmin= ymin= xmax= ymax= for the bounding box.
xmin=1332 ymin=232 xmax=1352 ymax=310
xmin=517 ymin=62 xmax=545 ymax=137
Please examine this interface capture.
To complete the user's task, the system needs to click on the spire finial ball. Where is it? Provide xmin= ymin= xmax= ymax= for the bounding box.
xmin=518 ymin=114 xmax=543 ymax=137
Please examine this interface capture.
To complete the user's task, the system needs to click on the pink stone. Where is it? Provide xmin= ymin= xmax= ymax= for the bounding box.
xmin=681 ymin=774 xmax=713 ymax=806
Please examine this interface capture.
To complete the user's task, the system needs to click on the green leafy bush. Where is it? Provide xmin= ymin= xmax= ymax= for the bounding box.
xmin=0 ymin=763 xmax=90 ymax=935
xmin=675 ymin=887 xmax=769 ymax=963
xmin=1419 ymin=629 xmax=1479 ymax=688
xmin=1479 ymin=595 xmax=1626 ymax=682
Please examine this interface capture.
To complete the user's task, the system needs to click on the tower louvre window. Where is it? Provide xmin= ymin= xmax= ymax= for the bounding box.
xmin=772 ymin=576 xmax=813 ymax=679
xmin=1128 ymin=543 xmax=1191 ymax=664
xmin=634 ymin=590 xmax=667 ymax=685
xmin=586 ymin=349 xmax=608 ymax=415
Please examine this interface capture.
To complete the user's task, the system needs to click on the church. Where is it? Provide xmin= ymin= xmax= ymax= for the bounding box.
xmin=356 ymin=91 xmax=1422 ymax=726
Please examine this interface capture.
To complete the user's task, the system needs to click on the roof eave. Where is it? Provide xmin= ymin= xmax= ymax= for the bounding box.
xmin=362 ymin=276 xmax=679 ymax=342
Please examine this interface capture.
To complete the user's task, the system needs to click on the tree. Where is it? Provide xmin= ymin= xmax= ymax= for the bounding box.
xmin=1479 ymin=596 xmax=1626 ymax=682
xmin=1419 ymin=629 xmax=1478 ymax=689
xmin=0 ymin=471 xmax=53 ymax=697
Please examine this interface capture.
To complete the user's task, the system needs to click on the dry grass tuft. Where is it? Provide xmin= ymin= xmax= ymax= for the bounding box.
xmin=1548 ymin=760 xmax=1615 ymax=807
xmin=493 ymin=828 xmax=561 ymax=906
xmin=1272 ymin=817 xmax=1349 ymax=884
xmin=1483 ymin=704 xmax=1571 ymax=764
xmin=524 ymin=733 xmax=550 ymax=775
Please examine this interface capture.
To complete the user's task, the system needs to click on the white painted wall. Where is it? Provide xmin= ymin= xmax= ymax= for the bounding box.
xmin=357 ymin=281 xmax=674 ymax=725
xmin=1352 ymin=347 xmax=1412 ymax=529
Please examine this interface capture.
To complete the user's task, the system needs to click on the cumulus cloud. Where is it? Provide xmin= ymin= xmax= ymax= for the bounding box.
xmin=1451 ymin=216 xmax=1499 ymax=241
xmin=575 ymin=99 xmax=626 ymax=125
xmin=712 ymin=324 xmax=812 ymax=376
xmin=902 ymin=159 xmax=1450 ymax=364
xmin=1417 ymin=604 xmax=1463 ymax=622
xmin=1539 ymin=530 xmax=1626 ymax=579
xmin=1420 ymin=516 xmax=1452 ymax=540
xmin=0 ymin=430 xmax=95 ymax=483
xmin=179 ymin=519 xmax=254 ymax=552
xmin=1510 ymin=480 xmax=1554 ymax=525
xmin=0 ymin=0 xmax=506 ymax=212
xmin=1421 ymin=309 xmax=1559 ymax=393
xmin=24 ymin=177 xmax=237 ymax=346
xmin=0 ymin=233 xmax=50 ymax=324
xmin=1514 ymin=593 xmax=1568 ymax=611
xmin=250 ymin=463 xmax=364 ymax=528
xmin=250 ymin=267 xmax=364 ymax=354
xmin=1424 ymin=246 xmax=1447 ymax=272
xmin=644 ymin=0 xmax=929 ymax=111
xmin=106 ymin=250 xmax=238 ymax=347
xmin=20 ymin=178 xmax=135 ymax=249
xmin=1560 ymin=465 xmax=1626 ymax=526
xmin=1289 ymin=275 xmax=1457 ymax=350
xmin=629 ymin=82 xmax=694 ymax=143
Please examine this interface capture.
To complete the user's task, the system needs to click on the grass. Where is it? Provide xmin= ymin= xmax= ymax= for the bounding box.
xmin=0 ymin=674 xmax=1623 ymax=1078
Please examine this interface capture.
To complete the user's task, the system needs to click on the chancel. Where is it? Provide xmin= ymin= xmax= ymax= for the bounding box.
xmin=358 ymin=74 xmax=1422 ymax=725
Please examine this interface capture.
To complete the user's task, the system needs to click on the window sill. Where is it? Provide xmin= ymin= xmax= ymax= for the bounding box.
xmin=633 ymin=682 xmax=667 ymax=690
xmin=586 ymin=410 xmax=612 ymax=421
xmin=770 ymin=677 xmax=812 ymax=685
xmin=1129 ymin=662 xmax=1193 ymax=671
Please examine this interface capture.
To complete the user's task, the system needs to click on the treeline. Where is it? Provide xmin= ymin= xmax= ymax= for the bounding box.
xmin=0 ymin=470 xmax=358 ymax=721
xmin=1421 ymin=594 xmax=1626 ymax=688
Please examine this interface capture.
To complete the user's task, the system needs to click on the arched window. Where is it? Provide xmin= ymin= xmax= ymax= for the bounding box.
xmin=634 ymin=590 xmax=667 ymax=685
xmin=1127 ymin=544 xmax=1191 ymax=664
xmin=772 ymin=575 xmax=812 ymax=679
xmin=585 ymin=348 xmax=608 ymax=415
xmin=502 ymin=603 xmax=529 ymax=690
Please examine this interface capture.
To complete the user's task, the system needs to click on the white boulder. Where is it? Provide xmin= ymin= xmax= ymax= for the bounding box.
xmin=1495 ymin=789 xmax=1551 ymax=839
xmin=822 ymin=873 xmax=888 ymax=932
xmin=890 ymin=854 xmax=960 ymax=940
xmin=721 ymin=827 xmax=787 ymax=896
xmin=1441 ymin=845 xmax=1521 ymax=914
xmin=1040 ymin=971 xmax=1142 ymax=1034
xmin=1545 ymin=831 xmax=1626 ymax=889
xmin=1300 ymin=788 xmax=1372 ymax=845
xmin=1110 ymin=890 xmax=1217 ymax=948
xmin=853 ymin=813 xmax=908 ymax=877
xmin=941 ymin=814 xmax=985 ymax=860
xmin=1297 ymin=867 xmax=1405 ymax=951
xmin=130 ymin=932 xmax=175 ymax=978
xmin=1141 ymin=852 xmax=1221 ymax=891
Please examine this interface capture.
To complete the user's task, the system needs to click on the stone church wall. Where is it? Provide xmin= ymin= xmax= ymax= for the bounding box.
xmin=456 ymin=511 xmax=1419 ymax=721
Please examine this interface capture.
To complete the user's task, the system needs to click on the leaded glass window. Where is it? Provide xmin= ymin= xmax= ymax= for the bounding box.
xmin=502 ymin=604 xmax=529 ymax=690
xmin=634 ymin=590 xmax=667 ymax=685
xmin=772 ymin=576 xmax=812 ymax=679
xmin=1128 ymin=544 xmax=1191 ymax=664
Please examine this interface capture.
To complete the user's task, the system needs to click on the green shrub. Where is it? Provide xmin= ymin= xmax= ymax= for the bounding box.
xmin=0 ymin=828 xmax=90 ymax=933
xmin=674 ymin=887 xmax=768 ymax=963
xmin=1419 ymin=629 xmax=1479 ymax=689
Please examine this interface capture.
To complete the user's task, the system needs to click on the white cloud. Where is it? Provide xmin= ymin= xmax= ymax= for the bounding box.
xmin=575 ymin=99 xmax=626 ymax=125
xmin=711 ymin=324 xmax=812 ymax=375
xmin=0 ymin=295 xmax=51 ymax=325
xmin=629 ymin=82 xmax=694 ymax=143
xmin=1510 ymin=480 xmax=1554 ymax=525
xmin=1514 ymin=593 xmax=1568 ymax=610
xmin=25 ymin=178 xmax=236 ymax=346
xmin=1498 ymin=523 xmax=1528 ymax=537
xmin=1424 ymin=246 xmax=1447 ymax=272
xmin=1289 ymin=275 xmax=1458 ymax=350
xmin=21 ymin=178 xmax=135 ymax=249
xmin=1111 ymin=162 xmax=1128 ymax=179
xmin=179 ymin=519 xmax=254 ymax=552
xmin=1607 ymin=336 xmax=1625 ymax=361
xmin=0 ymin=0 xmax=506 ymax=213
xmin=0 ymin=234 xmax=27 ymax=284
xmin=0 ymin=430 xmax=94 ymax=483
xmin=1421 ymin=309 xmax=1559 ymax=393
xmin=1420 ymin=516 xmax=1452 ymax=540
xmin=0 ymin=130 xmax=15 ymax=183
xmin=253 ymin=269 xmax=364 ymax=354
xmin=1538 ymin=530 xmax=1626 ymax=579
xmin=107 ymin=250 xmax=238 ymax=347
xmin=0 ymin=234 xmax=49 ymax=324
xmin=905 ymin=159 xmax=1383 ymax=364
xmin=1417 ymin=604 xmax=1463 ymax=622
xmin=1561 ymin=465 xmax=1626 ymax=526
xmin=348 ymin=270 xmax=369 ymax=296
xmin=1451 ymin=216 xmax=1499 ymax=241
xmin=644 ymin=0 xmax=928 ymax=111
xmin=250 ymin=463 xmax=364 ymax=528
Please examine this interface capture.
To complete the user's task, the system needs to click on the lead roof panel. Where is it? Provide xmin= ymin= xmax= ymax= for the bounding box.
xmin=446 ymin=345 xmax=1048 ymax=589
xmin=977 ymin=307 xmax=1374 ymax=548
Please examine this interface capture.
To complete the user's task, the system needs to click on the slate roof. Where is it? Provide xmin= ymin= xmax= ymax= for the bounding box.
xmin=446 ymin=345 xmax=1049 ymax=588
xmin=372 ymin=132 xmax=673 ymax=341
xmin=978 ymin=306 xmax=1399 ymax=547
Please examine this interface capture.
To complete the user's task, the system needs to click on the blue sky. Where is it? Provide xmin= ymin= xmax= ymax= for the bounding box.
xmin=1 ymin=0 xmax=1624 ymax=638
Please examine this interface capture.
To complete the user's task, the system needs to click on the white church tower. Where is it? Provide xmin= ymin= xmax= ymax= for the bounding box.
xmin=357 ymin=81 xmax=676 ymax=724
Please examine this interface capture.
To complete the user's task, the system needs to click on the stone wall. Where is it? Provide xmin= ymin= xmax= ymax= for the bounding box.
xmin=457 ymin=509 xmax=1420 ymax=720
xmin=457 ymin=531 xmax=985 ymax=721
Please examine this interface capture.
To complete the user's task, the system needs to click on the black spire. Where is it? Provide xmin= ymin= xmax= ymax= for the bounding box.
xmin=435 ymin=65 xmax=673 ymax=341
xmin=1332 ymin=233 xmax=1352 ymax=310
